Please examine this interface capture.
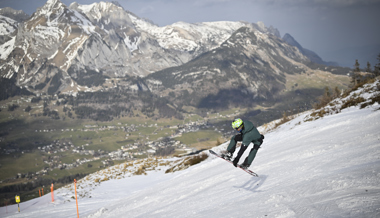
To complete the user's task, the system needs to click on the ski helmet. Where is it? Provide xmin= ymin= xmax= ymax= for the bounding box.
xmin=232 ymin=118 xmax=243 ymax=129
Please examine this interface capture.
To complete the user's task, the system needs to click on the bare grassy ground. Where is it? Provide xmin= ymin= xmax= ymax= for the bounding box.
xmin=285 ymin=70 xmax=350 ymax=91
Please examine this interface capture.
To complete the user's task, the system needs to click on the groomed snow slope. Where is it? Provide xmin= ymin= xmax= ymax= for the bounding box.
xmin=1 ymin=82 xmax=380 ymax=218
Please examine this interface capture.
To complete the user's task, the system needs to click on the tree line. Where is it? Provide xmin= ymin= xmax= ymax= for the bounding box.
xmin=312 ymin=53 xmax=380 ymax=111
xmin=351 ymin=54 xmax=380 ymax=86
xmin=0 ymin=77 xmax=33 ymax=101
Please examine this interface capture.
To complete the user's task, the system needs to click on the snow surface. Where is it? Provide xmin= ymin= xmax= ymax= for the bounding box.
xmin=0 ymin=36 xmax=15 ymax=60
xmin=1 ymin=82 xmax=380 ymax=218
xmin=75 ymin=2 xmax=121 ymax=22
xmin=70 ymin=10 xmax=96 ymax=35
xmin=0 ymin=15 xmax=17 ymax=60
xmin=0 ymin=15 xmax=17 ymax=35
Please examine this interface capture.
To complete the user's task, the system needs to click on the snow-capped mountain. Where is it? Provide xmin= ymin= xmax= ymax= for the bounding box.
xmin=1 ymin=0 xmax=102 ymax=94
xmin=144 ymin=25 xmax=348 ymax=109
xmin=0 ymin=7 xmax=28 ymax=59
xmin=0 ymin=0 xmax=249 ymax=95
xmin=0 ymin=0 xmax=348 ymax=99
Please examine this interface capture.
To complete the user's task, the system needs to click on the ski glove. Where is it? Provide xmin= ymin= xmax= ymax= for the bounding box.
xmin=258 ymin=134 xmax=264 ymax=144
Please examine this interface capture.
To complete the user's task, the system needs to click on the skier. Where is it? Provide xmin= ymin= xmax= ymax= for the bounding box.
xmin=222 ymin=118 xmax=264 ymax=169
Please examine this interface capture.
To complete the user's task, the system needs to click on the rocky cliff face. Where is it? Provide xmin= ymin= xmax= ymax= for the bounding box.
xmin=282 ymin=33 xmax=338 ymax=66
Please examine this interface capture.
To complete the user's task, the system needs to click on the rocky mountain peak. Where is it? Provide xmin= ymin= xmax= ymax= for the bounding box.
xmin=70 ymin=1 xmax=122 ymax=15
xmin=111 ymin=1 xmax=124 ymax=9
xmin=253 ymin=21 xmax=281 ymax=38
xmin=36 ymin=0 xmax=65 ymax=15
xmin=283 ymin=33 xmax=303 ymax=51
xmin=0 ymin=7 xmax=29 ymax=22
xmin=282 ymin=33 xmax=337 ymax=66
xmin=70 ymin=1 xmax=134 ymax=30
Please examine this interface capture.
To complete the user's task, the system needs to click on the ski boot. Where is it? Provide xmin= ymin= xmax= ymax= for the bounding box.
xmin=240 ymin=160 xmax=250 ymax=169
xmin=239 ymin=163 xmax=250 ymax=170
xmin=221 ymin=151 xmax=232 ymax=161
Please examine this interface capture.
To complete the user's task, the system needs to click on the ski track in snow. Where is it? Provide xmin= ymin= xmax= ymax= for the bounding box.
xmin=1 ymin=83 xmax=380 ymax=217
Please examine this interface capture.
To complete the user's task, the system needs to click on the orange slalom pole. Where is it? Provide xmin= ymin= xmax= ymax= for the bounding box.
xmin=42 ymin=188 xmax=44 ymax=196
xmin=39 ymin=189 xmax=41 ymax=197
xmin=51 ymin=183 xmax=54 ymax=202
xmin=74 ymin=179 xmax=79 ymax=218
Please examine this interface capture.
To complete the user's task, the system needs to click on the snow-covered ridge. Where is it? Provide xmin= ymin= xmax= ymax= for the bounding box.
xmin=0 ymin=14 xmax=18 ymax=60
xmin=35 ymin=0 xmax=65 ymax=18
xmin=129 ymin=12 xmax=246 ymax=51
xmin=0 ymin=36 xmax=15 ymax=59
xmin=73 ymin=1 xmax=123 ymax=22
xmin=0 ymin=15 xmax=17 ymax=35
xmin=72 ymin=1 xmax=125 ymax=24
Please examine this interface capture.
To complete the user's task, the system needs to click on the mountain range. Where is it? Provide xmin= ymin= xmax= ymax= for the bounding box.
xmin=0 ymin=0 xmax=351 ymax=120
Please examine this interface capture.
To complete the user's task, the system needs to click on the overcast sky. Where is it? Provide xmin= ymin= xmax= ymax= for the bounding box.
xmin=1 ymin=0 xmax=380 ymax=66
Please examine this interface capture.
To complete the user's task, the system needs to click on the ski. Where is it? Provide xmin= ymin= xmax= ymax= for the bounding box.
xmin=209 ymin=150 xmax=258 ymax=177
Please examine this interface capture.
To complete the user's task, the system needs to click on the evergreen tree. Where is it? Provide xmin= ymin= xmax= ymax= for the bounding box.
xmin=354 ymin=59 xmax=360 ymax=72
xmin=374 ymin=53 xmax=380 ymax=77
xmin=7 ymin=104 xmax=19 ymax=111
xmin=334 ymin=86 xmax=341 ymax=98
xmin=351 ymin=59 xmax=361 ymax=86
xmin=374 ymin=67 xmax=380 ymax=77
xmin=25 ymin=105 xmax=32 ymax=112
xmin=365 ymin=61 xmax=372 ymax=73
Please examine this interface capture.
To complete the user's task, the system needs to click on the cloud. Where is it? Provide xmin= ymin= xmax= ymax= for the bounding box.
xmin=139 ymin=5 xmax=155 ymax=14
xmin=193 ymin=0 xmax=232 ymax=7
xmin=260 ymin=0 xmax=380 ymax=8
xmin=313 ymin=0 xmax=380 ymax=7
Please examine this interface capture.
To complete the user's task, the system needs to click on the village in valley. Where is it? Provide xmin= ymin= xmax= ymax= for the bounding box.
xmin=0 ymin=115 xmax=237 ymax=184
xmin=0 ymin=93 xmax=247 ymax=191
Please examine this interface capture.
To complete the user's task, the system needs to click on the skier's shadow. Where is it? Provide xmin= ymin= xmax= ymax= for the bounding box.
xmin=233 ymin=175 xmax=268 ymax=193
